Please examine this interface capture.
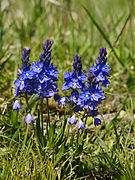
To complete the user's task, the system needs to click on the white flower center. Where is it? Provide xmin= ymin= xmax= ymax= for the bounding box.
xmin=61 ymin=97 xmax=66 ymax=102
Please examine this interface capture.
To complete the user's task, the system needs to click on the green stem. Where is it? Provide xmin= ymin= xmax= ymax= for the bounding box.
xmin=85 ymin=113 xmax=88 ymax=125
xmin=41 ymin=94 xmax=44 ymax=136
xmin=32 ymin=122 xmax=38 ymax=141
xmin=47 ymin=98 xmax=50 ymax=126
xmin=25 ymin=93 xmax=37 ymax=138
xmin=46 ymin=98 xmax=50 ymax=137
xmin=76 ymin=130 xmax=79 ymax=148
xmin=25 ymin=92 xmax=30 ymax=112
xmin=22 ymin=123 xmax=29 ymax=150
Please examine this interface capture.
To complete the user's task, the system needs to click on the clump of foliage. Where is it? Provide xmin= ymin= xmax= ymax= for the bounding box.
xmin=11 ymin=39 xmax=111 ymax=179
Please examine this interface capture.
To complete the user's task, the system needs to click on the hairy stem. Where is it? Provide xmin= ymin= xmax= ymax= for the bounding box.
xmin=25 ymin=92 xmax=30 ymax=112
xmin=41 ymin=94 xmax=44 ymax=136
xmin=46 ymin=98 xmax=50 ymax=137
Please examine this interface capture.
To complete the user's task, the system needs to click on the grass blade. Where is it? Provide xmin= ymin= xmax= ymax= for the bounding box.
xmin=83 ymin=5 xmax=125 ymax=68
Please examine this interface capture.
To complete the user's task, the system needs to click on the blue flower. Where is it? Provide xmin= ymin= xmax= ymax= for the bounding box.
xmin=89 ymin=66 xmax=97 ymax=74
xmin=73 ymin=105 xmax=83 ymax=112
xmin=78 ymin=120 xmax=85 ymax=130
xmin=77 ymin=71 xmax=87 ymax=81
xmin=61 ymin=54 xmax=86 ymax=91
xmin=98 ymin=47 xmax=107 ymax=63
xmin=14 ymin=40 xmax=59 ymax=99
xmin=89 ymin=110 xmax=98 ymax=117
xmin=14 ymin=78 xmax=28 ymax=91
xmin=47 ymin=64 xmax=59 ymax=80
xmin=94 ymin=118 xmax=101 ymax=126
xmin=95 ymin=72 xmax=105 ymax=82
xmin=38 ymin=70 xmax=50 ymax=83
xmin=54 ymin=94 xmax=61 ymax=101
xmin=21 ymin=48 xmax=31 ymax=69
xmin=25 ymin=113 xmax=34 ymax=124
xmin=58 ymin=96 xmax=69 ymax=105
xmin=68 ymin=114 xmax=77 ymax=125
xmin=33 ymin=40 xmax=59 ymax=99
xmin=35 ymin=81 xmax=58 ymax=98
xmin=79 ymin=90 xmax=91 ymax=101
xmin=68 ymin=77 xmax=82 ymax=89
xmin=101 ymin=79 xmax=110 ymax=88
xmin=63 ymin=71 xmax=72 ymax=79
xmin=31 ymin=61 xmax=43 ymax=73
xmin=69 ymin=90 xmax=79 ymax=103
xmin=88 ymin=47 xmax=111 ymax=87
xmin=22 ymin=69 xmax=36 ymax=80
xmin=73 ymin=54 xmax=82 ymax=72
xmin=61 ymin=82 xmax=71 ymax=90
xmin=13 ymin=100 xmax=21 ymax=111
xmin=39 ymin=40 xmax=53 ymax=66
xmin=100 ymin=61 xmax=111 ymax=74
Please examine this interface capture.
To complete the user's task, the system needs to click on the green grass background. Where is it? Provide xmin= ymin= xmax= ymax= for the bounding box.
xmin=0 ymin=0 xmax=135 ymax=179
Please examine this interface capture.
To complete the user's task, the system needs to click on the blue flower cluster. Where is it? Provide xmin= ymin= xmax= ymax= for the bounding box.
xmin=78 ymin=47 xmax=111 ymax=115
xmin=14 ymin=40 xmax=59 ymax=98
xmin=13 ymin=40 xmax=59 ymax=123
xmin=61 ymin=55 xmax=87 ymax=91
xmin=56 ymin=54 xmax=87 ymax=111
xmin=13 ymin=43 xmax=111 ymax=128
xmin=55 ymin=47 xmax=111 ymax=129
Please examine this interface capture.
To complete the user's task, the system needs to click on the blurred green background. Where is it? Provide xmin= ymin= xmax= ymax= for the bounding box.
xmin=0 ymin=0 xmax=135 ymax=179
xmin=1 ymin=0 xmax=135 ymax=102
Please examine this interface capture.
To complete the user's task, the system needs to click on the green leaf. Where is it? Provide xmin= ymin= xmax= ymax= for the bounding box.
xmin=55 ymin=143 xmax=65 ymax=165
xmin=47 ymin=121 xmax=58 ymax=148
xmin=75 ymin=129 xmax=87 ymax=156
xmin=10 ymin=110 xmax=18 ymax=126
xmin=55 ymin=115 xmax=68 ymax=147
xmin=95 ymin=134 xmax=109 ymax=155
xmin=36 ymin=109 xmax=46 ymax=147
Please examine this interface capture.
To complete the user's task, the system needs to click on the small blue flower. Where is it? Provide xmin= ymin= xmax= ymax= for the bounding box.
xmin=63 ymin=71 xmax=72 ymax=79
xmin=31 ymin=61 xmax=43 ymax=73
xmin=77 ymin=71 xmax=87 ymax=81
xmin=89 ymin=66 xmax=97 ymax=74
xmin=61 ymin=54 xmax=86 ymax=92
xmin=95 ymin=72 xmax=105 ymax=82
xmin=101 ymin=79 xmax=110 ymax=88
xmin=79 ymin=90 xmax=91 ymax=101
xmin=54 ymin=94 xmax=61 ymax=101
xmin=94 ymin=118 xmax=101 ymax=126
xmin=78 ymin=120 xmax=85 ymax=130
xmin=73 ymin=54 xmax=82 ymax=72
xmin=39 ymin=40 xmax=53 ymax=66
xmin=69 ymin=90 xmax=79 ymax=103
xmin=100 ymin=61 xmax=111 ymax=74
xmin=21 ymin=48 xmax=31 ymax=69
xmin=58 ymin=96 xmax=69 ymax=105
xmin=73 ymin=105 xmax=83 ymax=112
xmin=13 ymin=100 xmax=21 ymax=111
xmin=68 ymin=114 xmax=77 ymax=125
xmin=38 ymin=70 xmax=50 ymax=83
xmin=89 ymin=110 xmax=98 ymax=117
xmin=22 ymin=69 xmax=36 ymax=80
xmin=25 ymin=113 xmax=34 ymax=124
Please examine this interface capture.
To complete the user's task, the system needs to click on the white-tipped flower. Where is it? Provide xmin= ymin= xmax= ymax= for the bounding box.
xmin=25 ymin=113 xmax=34 ymax=124
xmin=78 ymin=120 xmax=85 ymax=130
xmin=68 ymin=114 xmax=77 ymax=125
xmin=13 ymin=100 xmax=21 ymax=111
